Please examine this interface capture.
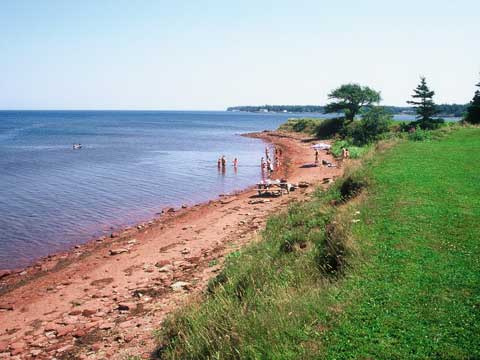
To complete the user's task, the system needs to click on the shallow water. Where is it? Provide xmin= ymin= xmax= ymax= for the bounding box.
xmin=0 ymin=110 xmax=296 ymax=269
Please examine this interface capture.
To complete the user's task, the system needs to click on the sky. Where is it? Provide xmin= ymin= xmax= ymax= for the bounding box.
xmin=0 ymin=0 xmax=479 ymax=110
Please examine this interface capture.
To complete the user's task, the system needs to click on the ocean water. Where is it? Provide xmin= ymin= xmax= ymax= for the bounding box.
xmin=0 ymin=111 xmax=296 ymax=269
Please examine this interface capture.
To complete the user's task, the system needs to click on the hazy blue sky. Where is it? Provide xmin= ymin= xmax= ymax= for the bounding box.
xmin=1 ymin=0 xmax=479 ymax=110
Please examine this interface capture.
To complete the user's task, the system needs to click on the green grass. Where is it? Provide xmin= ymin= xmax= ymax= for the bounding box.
xmin=155 ymin=127 xmax=480 ymax=359
xmin=278 ymin=118 xmax=326 ymax=134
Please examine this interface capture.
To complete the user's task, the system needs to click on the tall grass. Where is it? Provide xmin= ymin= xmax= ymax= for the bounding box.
xmin=155 ymin=127 xmax=480 ymax=359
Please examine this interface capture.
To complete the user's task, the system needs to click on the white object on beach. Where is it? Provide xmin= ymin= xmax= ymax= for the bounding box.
xmin=311 ymin=143 xmax=331 ymax=150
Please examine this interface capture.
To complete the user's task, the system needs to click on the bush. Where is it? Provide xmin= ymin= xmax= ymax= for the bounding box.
xmin=278 ymin=118 xmax=324 ymax=134
xmin=314 ymin=117 xmax=344 ymax=139
xmin=330 ymin=140 xmax=368 ymax=159
xmin=342 ymin=107 xmax=392 ymax=145
xmin=407 ymin=127 xmax=432 ymax=141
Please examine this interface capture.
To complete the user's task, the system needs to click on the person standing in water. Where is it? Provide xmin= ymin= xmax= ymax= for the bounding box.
xmin=233 ymin=158 xmax=238 ymax=168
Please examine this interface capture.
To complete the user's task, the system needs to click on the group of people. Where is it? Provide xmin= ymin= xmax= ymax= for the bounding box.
xmin=261 ymin=146 xmax=282 ymax=180
xmin=217 ymin=155 xmax=238 ymax=173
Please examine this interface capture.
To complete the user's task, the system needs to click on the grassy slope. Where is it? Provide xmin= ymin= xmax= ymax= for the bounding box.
xmin=320 ymin=127 xmax=480 ymax=359
xmin=157 ymin=127 xmax=480 ymax=359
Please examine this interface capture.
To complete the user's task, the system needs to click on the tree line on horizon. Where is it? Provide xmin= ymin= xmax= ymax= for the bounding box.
xmin=227 ymin=103 xmax=468 ymax=118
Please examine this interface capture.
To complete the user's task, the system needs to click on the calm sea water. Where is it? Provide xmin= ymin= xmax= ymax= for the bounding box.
xmin=0 ymin=111 xmax=296 ymax=269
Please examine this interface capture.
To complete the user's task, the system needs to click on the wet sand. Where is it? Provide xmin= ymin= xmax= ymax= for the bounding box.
xmin=0 ymin=131 xmax=343 ymax=359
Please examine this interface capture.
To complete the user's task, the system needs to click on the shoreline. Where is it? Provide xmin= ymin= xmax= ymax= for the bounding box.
xmin=0 ymin=130 xmax=342 ymax=358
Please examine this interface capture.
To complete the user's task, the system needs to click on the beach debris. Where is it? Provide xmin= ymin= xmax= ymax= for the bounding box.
xmin=109 ymin=248 xmax=128 ymax=256
xmin=170 ymin=281 xmax=190 ymax=292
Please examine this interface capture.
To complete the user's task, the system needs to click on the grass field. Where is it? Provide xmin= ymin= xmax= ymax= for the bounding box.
xmin=156 ymin=127 xmax=480 ymax=359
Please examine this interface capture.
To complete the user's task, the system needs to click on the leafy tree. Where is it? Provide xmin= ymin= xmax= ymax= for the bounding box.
xmin=464 ymin=80 xmax=480 ymax=124
xmin=348 ymin=107 xmax=392 ymax=145
xmin=407 ymin=77 xmax=443 ymax=129
xmin=324 ymin=84 xmax=381 ymax=123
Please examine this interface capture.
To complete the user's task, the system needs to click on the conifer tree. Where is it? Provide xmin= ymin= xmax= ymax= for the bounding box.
xmin=464 ymin=80 xmax=480 ymax=124
xmin=407 ymin=77 xmax=442 ymax=129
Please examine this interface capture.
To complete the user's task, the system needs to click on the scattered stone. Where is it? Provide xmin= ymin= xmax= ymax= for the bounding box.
xmin=109 ymin=248 xmax=128 ymax=256
xmin=9 ymin=342 xmax=26 ymax=356
xmin=56 ymin=325 xmax=75 ymax=337
xmin=220 ymin=197 xmax=237 ymax=204
xmin=0 ymin=304 xmax=13 ymax=311
xmin=171 ymin=281 xmax=190 ymax=292
xmin=30 ymin=349 xmax=42 ymax=357
xmin=248 ymin=199 xmax=271 ymax=204
xmin=117 ymin=302 xmax=136 ymax=311
xmin=57 ymin=344 xmax=74 ymax=353
xmin=158 ymin=265 xmax=173 ymax=273
xmin=81 ymin=309 xmax=97 ymax=317
xmin=99 ymin=322 xmax=115 ymax=330
xmin=0 ymin=270 xmax=12 ymax=280
xmin=155 ymin=260 xmax=171 ymax=268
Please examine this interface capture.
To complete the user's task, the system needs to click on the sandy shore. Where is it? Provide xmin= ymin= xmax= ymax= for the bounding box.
xmin=0 ymin=131 xmax=342 ymax=359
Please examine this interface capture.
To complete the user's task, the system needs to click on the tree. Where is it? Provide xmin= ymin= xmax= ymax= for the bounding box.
xmin=464 ymin=79 xmax=480 ymax=124
xmin=324 ymin=84 xmax=381 ymax=123
xmin=407 ymin=77 xmax=442 ymax=129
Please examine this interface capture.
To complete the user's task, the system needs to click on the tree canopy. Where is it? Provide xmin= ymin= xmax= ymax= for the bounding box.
xmin=464 ymin=80 xmax=480 ymax=124
xmin=407 ymin=77 xmax=443 ymax=129
xmin=324 ymin=84 xmax=381 ymax=122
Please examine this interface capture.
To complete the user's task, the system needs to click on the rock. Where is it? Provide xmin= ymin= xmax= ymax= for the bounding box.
xmin=298 ymin=181 xmax=310 ymax=188
xmin=56 ymin=325 xmax=75 ymax=337
xmin=127 ymin=239 xmax=137 ymax=245
xmin=166 ymin=208 xmax=175 ymax=213
xmin=0 ymin=304 xmax=13 ymax=311
xmin=81 ymin=309 xmax=97 ymax=317
xmin=91 ymin=343 xmax=103 ymax=351
xmin=248 ymin=199 xmax=271 ymax=204
xmin=109 ymin=248 xmax=128 ymax=256
xmin=9 ymin=342 xmax=26 ymax=356
xmin=185 ymin=256 xmax=200 ymax=264
xmin=171 ymin=281 xmax=190 ymax=292
xmin=68 ymin=310 xmax=82 ymax=316
xmin=57 ymin=344 xmax=74 ymax=353
xmin=117 ymin=302 xmax=136 ymax=311
xmin=99 ymin=322 xmax=115 ymax=330
xmin=154 ymin=259 xmax=171 ymax=267
xmin=181 ymin=249 xmax=190 ymax=255
xmin=30 ymin=349 xmax=42 ymax=356
xmin=220 ymin=197 xmax=237 ymax=204
xmin=0 ymin=341 xmax=9 ymax=352
xmin=0 ymin=270 xmax=12 ymax=280
xmin=181 ymin=204 xmax=187 ymax=209
xmin=158 ymin=265 xmax=173 ymax=273
xmin=110 ymin=232 xmax=119 ymax=238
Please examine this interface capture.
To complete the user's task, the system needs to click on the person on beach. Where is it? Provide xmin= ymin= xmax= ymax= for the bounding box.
xmin=221 ymin=155 xmax=226 ymax=168
xmin=233 ymin=158 xmax=238 ymax=168
xmin=315 ymin=150 xmax=319 ymax=165
xmin=342 ymin=148 xmax=350 ymax=159
xmin=217 ymin=157 xmax=221 ymax=169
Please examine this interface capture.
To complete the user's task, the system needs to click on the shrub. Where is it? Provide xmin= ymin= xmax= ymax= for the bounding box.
xmin=407 ymin=127 xmax=432 ymax=141
xmin=314 ymin=117 xmax=344 ymax=138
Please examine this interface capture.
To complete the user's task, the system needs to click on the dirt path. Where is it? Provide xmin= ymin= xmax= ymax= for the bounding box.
xmin=0 ymin=131 xmax=343 ymax=359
